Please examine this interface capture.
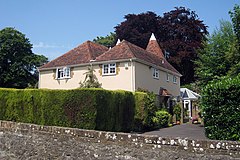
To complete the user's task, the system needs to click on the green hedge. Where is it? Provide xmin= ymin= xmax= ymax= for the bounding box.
xmin=133 ymin=92 xmax=161 ymax=131
xmin=202 ymin=75 xmax=240 ymax=140
xmin=0 ymin=88 xmax=135 ymax=132
xmin=152 ymin=110 xmax=171 ymax=129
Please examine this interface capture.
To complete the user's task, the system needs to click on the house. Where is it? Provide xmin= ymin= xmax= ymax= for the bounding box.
xmin=180 ymin=88 xmax=201 ymax=119
xmin=39 ymin=33 xmax=182 ymax=100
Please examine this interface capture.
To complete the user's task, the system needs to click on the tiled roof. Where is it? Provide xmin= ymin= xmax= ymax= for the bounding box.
xmin=40 ymin=41 xmax=108 ymax=69
xmin=40 ymin=37 xmax=180 ymax=75
xmin=159 ymin=87 xmax=172 ymax=96
xmin=146 ymin=39 xmax=165 ymax=59
xmin=96 ymin=40 xmax=180 ymax=75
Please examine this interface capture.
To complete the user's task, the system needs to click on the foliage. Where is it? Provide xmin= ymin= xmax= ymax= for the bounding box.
xmin=133 ymin=92 xmax=148 ymax=132
xmin=160 ymin=7 xmax=208 ymax=85
xmin=115 ymin=8 xmax=208 ymax=84
xmin=115 ymin=11 xmax=160 ymax=49
xmin=152 ymin=110 xmax=171 ymax=129
xmin=201 ymin=75 xmax=240 ymax=140
xmin=79 ymin=66 xmax=102 ymax=88
xmin=173 ymin=103 xmax=181 ymax=121
xmin=93 ymin=32 xmax=116 ymax=48
xmin=229 ymin=4 xmax=240 ymax=76
xmin=229 ymin=4 xmax=240 ymax=48
xmin=195 ymin=20 xmax=239 ymax=86
xmin=0 ymin=88 xmax=135 ymax=132
xmin=133 ymin=91 xmax=163 ymax=131
xmin=0 ymin=27 xmax=48 ymax=88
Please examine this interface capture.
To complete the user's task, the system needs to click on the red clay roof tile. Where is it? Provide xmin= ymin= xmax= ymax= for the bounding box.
xmin=40 ymin=39 xmax=180 ymax=75
xmin=146 ymin=40 xmax=165 ymax=59
xmin=40 ymin=41 xmax=108 ymax=69
xmin=96 ymin=40 xmax=180 ymax=75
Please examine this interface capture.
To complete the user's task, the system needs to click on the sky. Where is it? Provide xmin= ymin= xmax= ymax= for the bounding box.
xmin=1 ymin=0 xmax=239 ymax=60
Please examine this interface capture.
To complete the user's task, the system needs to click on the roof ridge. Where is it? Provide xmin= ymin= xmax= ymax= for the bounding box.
xmin=86 ymin=41 xmax=93 ymax=59
xmin=122 ymin=40 xmax=136 ymax=58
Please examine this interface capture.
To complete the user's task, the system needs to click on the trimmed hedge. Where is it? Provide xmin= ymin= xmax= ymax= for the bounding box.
xmin=133 ymin=92 xmax=161 ymax=131
xmin=202 ymin=75 xmax=240 ymax=140
xmin=0 ymin=88 xmax=135 ymax=132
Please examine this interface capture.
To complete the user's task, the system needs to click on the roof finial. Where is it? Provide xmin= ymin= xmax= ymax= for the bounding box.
xmin=116 ymin=39 xmax=121 ymax=45
xmin=150 ymin=33 xmax=156 ymax=41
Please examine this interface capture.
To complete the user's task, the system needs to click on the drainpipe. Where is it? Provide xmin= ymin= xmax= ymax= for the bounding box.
xmin=38 ymin=68 xmax=40 ymax=89
xmin=130 ymin=59 xmax=135 ymax=91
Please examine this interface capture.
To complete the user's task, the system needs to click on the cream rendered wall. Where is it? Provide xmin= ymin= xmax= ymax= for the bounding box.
xmin=94 ymin=62 xmax=132 ymax=91
xmin=39 ymin=66 xmax=88 ymax=89
xmin=135 ymin=62 xmax=180 ymax=97
xmin=39 ymin=62 xmax=132 ymax=91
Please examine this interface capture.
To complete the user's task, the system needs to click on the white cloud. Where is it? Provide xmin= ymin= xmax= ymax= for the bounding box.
xmin=33 ymin=42 xmax=66 ymax=49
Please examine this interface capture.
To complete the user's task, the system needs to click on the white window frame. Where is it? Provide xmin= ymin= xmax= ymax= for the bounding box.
xmin=173 ymin=75 xmax=177 ymax=84
xmin=152 ymin=68 xmax=159 ymax=79
xmin=56 ymin=67 xmax=71 ymax=79
xmin=166 ymin=73 xmax=170 ymax=82
xmin=102 ymin=63 xmax=116 ymax=76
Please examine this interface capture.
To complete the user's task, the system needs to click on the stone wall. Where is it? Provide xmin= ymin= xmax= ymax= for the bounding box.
xmin=0 ymin=120 xmax=239 ymax=159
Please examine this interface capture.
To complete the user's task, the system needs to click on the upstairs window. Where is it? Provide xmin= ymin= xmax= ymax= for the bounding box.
xmin=56 ymin=67 xmax=70 ymax=79
xmin=152 ymin=68 xmax=159 ymax=79
xmin=173 ymin=75 xmax=177 ymax=83
xmin=102 ymin=63 xmax=116 ymax=75
xmin=166 ymin=73 xmax=170 ymax=82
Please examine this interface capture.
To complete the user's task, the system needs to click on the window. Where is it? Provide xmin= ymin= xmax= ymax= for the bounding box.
xmin=102 ymin=63 xmax=116 ymax=75
xmin=173 ymin=75 xmax=177 ymax=83
xmin=56 ymin=67 xmax=71 ymax=79
xmin=166 ymin=73 xmax=170 ymax=82
xmin=152 ymin=68 xmax=159 ymax=79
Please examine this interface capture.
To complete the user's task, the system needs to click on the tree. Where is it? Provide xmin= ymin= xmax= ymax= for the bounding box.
xmin=115 ymin=8 xmax=208 ymax=84
xmin=93 ymin=32 xmax=116 ymax=48
xmin=229 ymin=4 xmax=240 ymax=76
xmin=0 ymin=27 xmax=48 ymax=88
xmin=159 ymin=7 xmax=208 ymax=84
xmin=229 ymin=5 xmax=240 ymax=48
xmin=195 ymin=20 xmax=238 ymax=86
xmin=79 ymin=66 xmax=102 ymax=88
xmin=115 ymin=11 xmax=160 ymax=49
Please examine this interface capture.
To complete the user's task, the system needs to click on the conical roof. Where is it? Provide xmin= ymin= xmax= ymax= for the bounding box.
xmin=146 ymin=33 xmax=165 ymax=59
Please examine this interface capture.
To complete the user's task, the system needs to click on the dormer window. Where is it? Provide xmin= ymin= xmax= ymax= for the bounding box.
xmin=152 ymin=68 xmax=159 ymax=79
xmin=56 ymin=67 xmax=71 ymax=79
xmin=102 ymin=63 xmax=116 ymax=76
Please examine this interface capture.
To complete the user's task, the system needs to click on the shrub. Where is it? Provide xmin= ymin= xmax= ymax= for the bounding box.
xmin=152 ymin=110 xmax=171 ymax=129
xmin=133 ymin=91 xmax=159 ymax=131
xmin=202 ymin=75 xmax=240 ymax=140
xmin=173 ymin=103 xmax=181 ymax=121
xmin=0 ymin=88 xmax=135 ymax=132
xmin=133 ymin=92 xmax=148 ymax=132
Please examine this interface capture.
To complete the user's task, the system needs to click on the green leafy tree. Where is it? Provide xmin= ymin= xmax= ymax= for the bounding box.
xmin=79 ymin=66 xmax=102 ymax=88
xmin=93 ymin=32 xmax=116 ymax=48
xmin=0 ymin=27 xmax=48 ymax=88
xmin=115 ymin=8 xmax=208 ymax=84
xmin=229 ymin=5 xmax=240 ymax=48
xmin=229 ymin=4 xmax=240 ymax=75
xmin=195 ymin=20 xmax=238 ymax=86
